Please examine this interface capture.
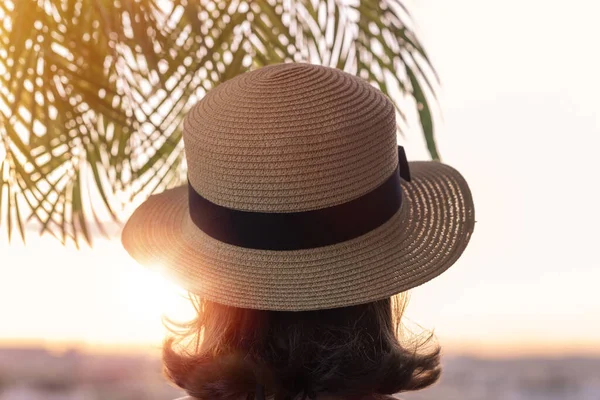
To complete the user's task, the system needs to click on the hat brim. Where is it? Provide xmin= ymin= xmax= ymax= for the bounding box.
xmin=121 ymin=161 xmax=475 ymax=311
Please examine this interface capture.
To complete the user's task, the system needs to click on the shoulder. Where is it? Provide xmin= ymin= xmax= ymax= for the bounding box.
xmin=174 ymin=395 xmax=399 ymax=400
xmin=322 ymin=395 xmax=400 ymax=400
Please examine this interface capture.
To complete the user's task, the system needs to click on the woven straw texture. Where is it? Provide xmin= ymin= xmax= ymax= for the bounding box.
xmin=121 ymin=62 xmax=475 ymax=311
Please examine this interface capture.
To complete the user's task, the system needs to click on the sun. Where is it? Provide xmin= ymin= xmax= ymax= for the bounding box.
xmin=99 ymin=244 xmax=198 ymax=345
xmin=119 ymin=261 xmax=197 ymax=324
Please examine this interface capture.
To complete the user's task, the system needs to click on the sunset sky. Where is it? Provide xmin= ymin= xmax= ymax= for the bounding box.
xmin=1 ymin=0 xmax=599 ymax=357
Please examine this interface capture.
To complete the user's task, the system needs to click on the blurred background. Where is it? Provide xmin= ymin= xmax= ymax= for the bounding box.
xmin=1 ymin=0 xmax=599 ymax=399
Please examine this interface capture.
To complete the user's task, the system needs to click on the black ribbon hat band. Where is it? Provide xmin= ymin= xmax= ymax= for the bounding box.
xmin=187 ymin=146 xmax=411 ymax=251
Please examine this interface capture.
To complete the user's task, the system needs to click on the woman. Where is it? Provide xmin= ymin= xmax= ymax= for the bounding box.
xmin=121 ymin=62 xmax=475 ymax=400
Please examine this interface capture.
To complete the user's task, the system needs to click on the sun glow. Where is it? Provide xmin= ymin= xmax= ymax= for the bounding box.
xmin=0 ymin=235 xmax=196 ymax=349
xmin=118 ymin=261 xmax=196 ymax=328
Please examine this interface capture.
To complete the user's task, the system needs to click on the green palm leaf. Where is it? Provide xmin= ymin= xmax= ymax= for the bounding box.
xmin=0 ymin=0 xmax=439 ymax=246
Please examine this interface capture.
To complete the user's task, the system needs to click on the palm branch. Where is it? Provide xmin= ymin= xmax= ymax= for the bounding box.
xmin=0 ymin=0 xmax=439 ymax=246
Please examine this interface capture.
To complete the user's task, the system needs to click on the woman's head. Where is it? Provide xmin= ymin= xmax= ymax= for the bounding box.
xmin=163 ymin=294 xmax=441 ymax=400
xmin=119 ymin=63 xmax=475 ymax=400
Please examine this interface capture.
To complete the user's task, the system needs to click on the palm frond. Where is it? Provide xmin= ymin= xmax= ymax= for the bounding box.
xmin=0 ymin=0 xmax=439 ymax=246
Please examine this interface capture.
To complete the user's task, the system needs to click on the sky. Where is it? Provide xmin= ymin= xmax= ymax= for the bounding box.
xmin=1 ymin=0 xmax=599 ymax=357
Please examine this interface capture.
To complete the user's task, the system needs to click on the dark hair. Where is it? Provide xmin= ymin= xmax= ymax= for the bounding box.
xmin=163 ymin=294 xmax=441 ymax=400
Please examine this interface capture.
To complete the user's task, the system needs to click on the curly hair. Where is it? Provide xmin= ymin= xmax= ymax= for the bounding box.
xmin=162 ymin=294 xmax=441 ymax=400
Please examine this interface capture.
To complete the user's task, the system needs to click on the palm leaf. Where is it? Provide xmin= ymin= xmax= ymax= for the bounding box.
xmin=0 ymin=0 xmax=439 ymax=245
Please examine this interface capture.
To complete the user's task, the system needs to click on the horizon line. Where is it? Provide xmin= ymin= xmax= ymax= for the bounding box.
xmin=2 ymin=337 xmax=599 ymax=360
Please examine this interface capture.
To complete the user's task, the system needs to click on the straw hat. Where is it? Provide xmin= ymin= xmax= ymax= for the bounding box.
xmin=121 ymin=62 xmax=475 ymax=311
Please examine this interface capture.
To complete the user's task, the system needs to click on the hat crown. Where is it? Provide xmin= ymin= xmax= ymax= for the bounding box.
xmin=183 ymin=62 xmax=399 ymax=212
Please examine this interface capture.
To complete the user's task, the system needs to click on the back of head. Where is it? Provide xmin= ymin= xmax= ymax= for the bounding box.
xmin=121 ymin=62 xmax=475 ymax=400
xmin=163 ymin=295 xmax=440 ymax=400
